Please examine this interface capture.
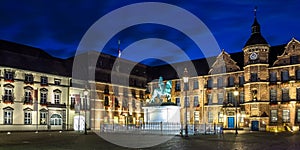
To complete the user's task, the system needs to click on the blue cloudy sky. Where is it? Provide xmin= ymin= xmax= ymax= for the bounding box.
xmin=1 ymin=0 xmax=300 ymax=66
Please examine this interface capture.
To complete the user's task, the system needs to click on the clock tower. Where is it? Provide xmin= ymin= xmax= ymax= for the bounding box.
xmin=242 ymin=8 xmax=270 ymax=124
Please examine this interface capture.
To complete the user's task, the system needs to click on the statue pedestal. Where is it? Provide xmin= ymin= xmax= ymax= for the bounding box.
xmin=142 ymin=104 xmax=180 ymax=131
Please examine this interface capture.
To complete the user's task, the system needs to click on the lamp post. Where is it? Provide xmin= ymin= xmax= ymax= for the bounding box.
xmin=183 ymin=68 xmax=189 ymax=137
xmin=233 ymin=87 xmax=239 ymax=135
xmin=84 ymin=88 xmax=89 ymax=135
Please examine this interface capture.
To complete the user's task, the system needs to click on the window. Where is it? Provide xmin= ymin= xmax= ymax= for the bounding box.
xmin=122 ymin=98 xmax=128 ymax=108
xmin=281 ymin=70 xmax=289 ymax=82
xmin=218 ymin=93 xmax=224 ymax=104
xmin=104 ymin=85 xmax=109 ymax=94
xmin=53 ymin=89 xmax=61 ymax=104
xmin=104 ymin=96 xmax=109 ymax=106
xmin=270 ymin=89 xmax=277 ymax=103
xmin=290 ymin=55 xmax=299 ymax=64
xmin=269 ymin=72 xmax=277 ymax=83
xmin=193 ymin=79 xmax=199 ymax=89
xmin=297 ymin=88 xmax=300 ymax=101
xmin=113 ymin=87 xmax=119 ymax=96
xmin=297 ymin=109 xmax=300 ymax=123
xmin=208 ymin=112 xmax=213 ymax=123
xmin=3 ymin=108 xmax=13 ymax=124
xmin=239 ymin=92 xmax=244 ymax=104
xmin=41 ymin=76 xmax=48 ymax=85
xmin=54 ymin=93 xmax=60 ymax=104
xmin=239 ymin=76 xmax=245 ymax=87
xmin=227 ymin=92 xmax=233 ymax=104
xmin=54 ymin=79 xmax=61 ymax=85
xmin=24 ymin=74 xmax=34 ymax=84
xmin=4 ymin=70 xmax=14 ymax=81
xmin=217 ymin=77 xmax=223 ymax=88
xmin=227 ymin=76 xmax=235 ymax=87
xmin=132 ymin=99 xmax=136 ymax=108
xmin=176 ymin=97 xmax=180 ymax=106
xmin=24 ymin=87 xmax=33 ymax=104
xmin=184 ymin=97 xmax=190 ymax=107
xmin=296 ymin=70 xmax=300 ymax=80
xmin=218 ymin=112 xmax=224 ymax=123
xmin=282 ymin=109 xmax=290 ymax=123
xmin=139 ymin=90 xmax=144 ymax=99
xmin=282 ymin=88 xmax=289 ymax=102
xmin=24 ymin=110 xmax=32 ymax=125
xmin=40 ymin=111 xmax=47 ymax=125
xmin=115 ymin=98 xmax=119 ymax=107
xmin=50 ymin=114 xmax=62 ymax=125
xmin=207 ymin=93 xmax=213 ymax=104
xmin=193 ymin=96 xmax=199 ymax=107
xmin=250 ymin=73 xmax=258 ymax=82
xmin=270 ymin=110 xmax=277 ymax=123
xmin=207 ymin=78 xmax=213 ymax=89
xmin=175 ymin=81 xmax=181 ymax=91
xmin=70 ymin=97 xmax=75 ymax=109
xmin=194 ymin=111 xmax=199 ymax=122
xmin=131 ymin=90 xmax=136 ymax=98
xmin=40 ymin=88 xmax=48 ymax=105
xmin=123 ymin=88 xmax=128 ymax=97
xmin=3 ymin=84 xmax=14 ymax=103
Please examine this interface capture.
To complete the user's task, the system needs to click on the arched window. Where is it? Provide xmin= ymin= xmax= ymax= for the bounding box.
xmin=50 ymin=114 xmax=62 ymax=125
xmin=24 ymin=86 xmax=33 ymax=104
xmin=53 ymin=89 xmax=61 ymax=104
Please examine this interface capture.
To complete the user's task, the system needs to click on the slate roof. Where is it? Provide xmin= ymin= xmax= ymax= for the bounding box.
xmin=0 ymin=39 xmax=70 ymax=76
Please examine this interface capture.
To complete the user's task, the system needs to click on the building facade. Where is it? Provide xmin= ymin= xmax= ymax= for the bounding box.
xmin=147 ymin=13 xmax=300 ymax=132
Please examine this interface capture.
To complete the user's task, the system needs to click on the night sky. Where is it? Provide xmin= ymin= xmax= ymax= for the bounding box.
xmin=1 ymin=0 xmax=300 ymax=66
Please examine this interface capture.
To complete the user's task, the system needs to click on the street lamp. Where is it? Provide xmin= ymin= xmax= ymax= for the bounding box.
xmin=233 ymin=87 xmax=239 ymax=135
xmin=84 ymin=88 xmax=89 ymax=135
xmin=183 ymin=68 xmax=189 ymax=137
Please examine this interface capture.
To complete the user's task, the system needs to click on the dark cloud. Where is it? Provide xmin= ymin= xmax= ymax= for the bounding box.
xmin=1 ymin=0 xmax=300 ymax=66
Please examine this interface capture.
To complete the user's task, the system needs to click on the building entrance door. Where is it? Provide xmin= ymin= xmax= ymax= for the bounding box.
xmin=251 ymin=121 xmax=259 ymax=131
xmin=228 ymin=117 xmax=234 ymax=128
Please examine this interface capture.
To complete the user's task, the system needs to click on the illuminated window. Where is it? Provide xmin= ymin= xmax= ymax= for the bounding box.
xmin=270 ymin=110 xmax=277 ymax=123
xmin=40 ymin=111 xmax=47 ymax=125
xmin=50 ymin=114 xmax=62 ymax=125
xmin=282 ymin=109 xmax=290 ymax=123
xmin=40 ymin=88 xmax=48 ymax=105
xmin=208 ymin=112 xmax=213 ymax=123
xmin=297 ymin=109 xmax=300 ymax=123
xmin=3 ymin=107 xmax=13 ymax=124
xmin=24 ymin=109 xmax=32 ymax=125
xmin=218 ymin=112 xmax=224 ymax=123
xmin=270 ymin=89 xmax=277 ymax=102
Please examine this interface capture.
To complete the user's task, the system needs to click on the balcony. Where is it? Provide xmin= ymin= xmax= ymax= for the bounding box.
xmin=47 ymin=102 xmax=66 ymax=108
xmin=2 ymin=95 xmax=14 ymax=104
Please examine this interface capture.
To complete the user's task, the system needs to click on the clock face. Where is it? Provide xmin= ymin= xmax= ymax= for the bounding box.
xmin=250 ymin=52 xmax=258 ymax=60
